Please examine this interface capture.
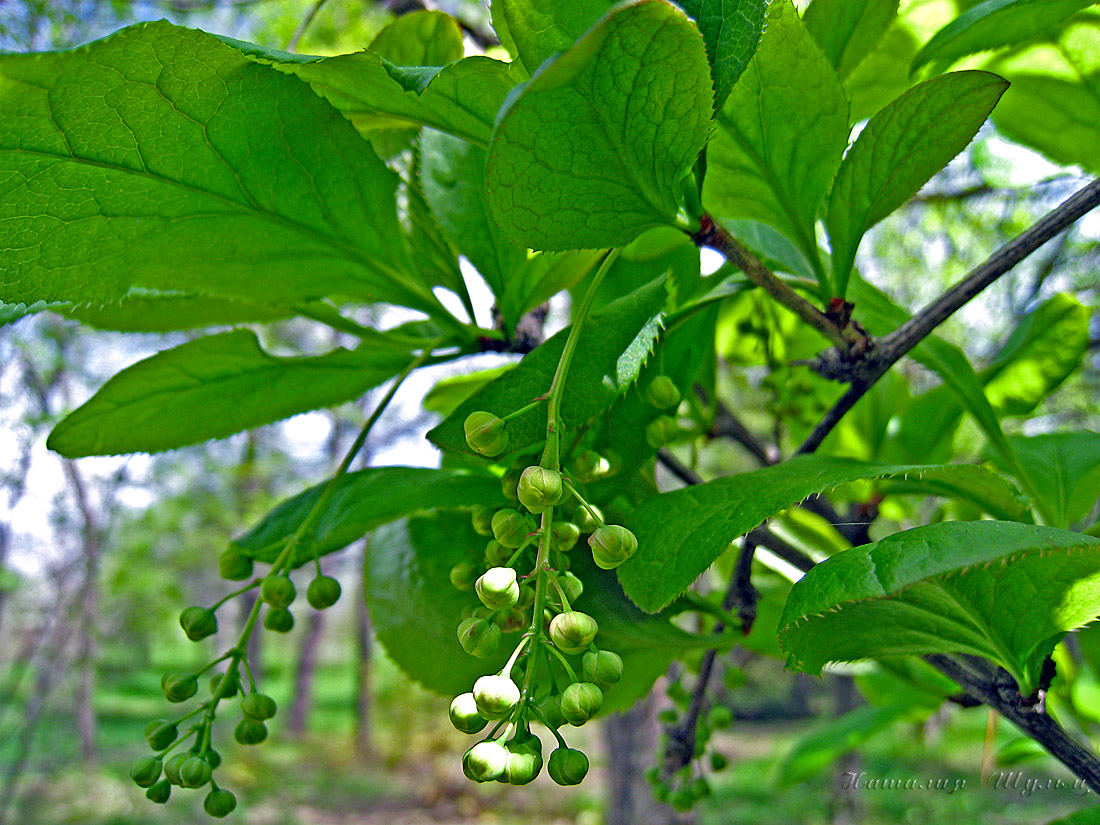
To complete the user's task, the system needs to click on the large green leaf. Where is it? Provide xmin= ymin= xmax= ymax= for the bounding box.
xmin=59 ymin=292 xmax=291 ymax=332
xmin=1003 ymin=432 xmax=1100 ymax=530
xmin=428 ymin=276 xmax=670 ymax=456
xmin=987 ymin=10 xmax=1100 ymax=174
xmin=803 ymin=0 xmax=899 ymax=80
xmin=778 ymin=521 xmax=1100 ymax=695
xmin=673 ymin=0 xmax=768 ymax=110
xmin=366 ymin=512 xmax=713 ymax=709
xmin=491 ymin=0 xmax=617 ymax=75
xmin=825 ymin=71 xmax=1008 ymax=296
xmin=47 ymin=330 xmax=412 ymax=457
xmin=0 ymin=22 xmax=432 ymax=312
xmin=486 ymin=0 xmax=714 ymax=251
xmin=232 ymin=467 xmax=502 ymax=566
xmin=367 ymin=9 xmax=465 ymax=67
xmin=912 ymin=0 xmax=1096 ymax=72
xmin=619 ymin=456 xmax=1033 ymax=613
xmin=704 ymin=0 xmax=848 ymax=288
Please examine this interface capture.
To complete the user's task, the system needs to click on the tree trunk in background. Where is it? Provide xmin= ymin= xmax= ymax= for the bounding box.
xmin=287 ymin=610 xmax=325 ymax=736
xmin=604 ymin=691 xmax=685 ymax=825
xmin=354 ymin=539 xmax=373 ymax=758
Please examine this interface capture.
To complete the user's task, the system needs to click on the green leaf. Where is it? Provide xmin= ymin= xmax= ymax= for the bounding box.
xmin=59 ymin=293 xmax=291 ymax=332
xmin=0 ymin=300 xmax=52 ymax=328
xmin=366 ymin=512 xmax=712 ymax=708
xmin=912 ymin=0 xmax=1096 ymax=73
xmin=0 ymin=22 xmax=432 ymax=313
xmin=486 ymin=0 xmax=714 ymax=251
xmin=803 ymin=0 xmax=900 ymax=80
xmin=619 ymin=455 xmax=1032 ymax=612
xmin=988 ymin=10 xmax=1100 ymax=175
xmin=826 ymin=71 xmax=1008 ymax=296
xmin=428 ymin=275 xmax=670 ymax=456
xmin=47 ymin=330 xmax=411 ymax=457
xmin=232 ymin=467 xmax=502 ymax=565
xmin=704 ymin=0 xmax=848 ymax=288
xmin=367 ymin=10 xmax=465 ymax=67
xmin=1002 ymin=432 xmax=1100 ymax=529
xmin=778 ymin=520 xmax=1100 ymax=695
xmin=423 ymin=366 xmax=516 ymax=418
xmin=673 ymin=0 xmax=768 ymax=110
xmin=491 ymin=0 xmax=617 ymax=75
xmin=1046 ymin=806 xmax=1100 ymax=825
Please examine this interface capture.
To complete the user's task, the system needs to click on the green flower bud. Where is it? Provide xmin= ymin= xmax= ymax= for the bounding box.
xmin=234 ymin=718 xmax=268 ymax=745
xmin=573 ymin=502 xmax=604 ymax=533
xmin=218 ymin=549 xmax=254 ymax=581
xmin=463 ymin=741 xmax=509 ymax=783
xmin=178 ymin=755 xmax=213 ymax=789
xmin=202 ymin=748 xmax=222 ymax=769
xmin=264 ymin=606 xmax=295 ymax=633
xmin=588 ymin=525 xmax=638 ymax=570
xmin=306 ymin=575 xmax=341 ymax=609
xmin=535 ymin=694 xmax=566 ymax=729
xmin=548 ymin=572 xmax=583 ymax=610
xmin=449 ymin=692 xmax=488 ymax=735
xmin=475 ymin=566 xmax=520 ymax=610
xmin=501 ymin=730 xmax=543 ymax=785
xmin=464 ymin=411 xmax=508 ymax=456
xmin=473 ymin=675 xmax=520 ymax=719
xmin=179 ymin=606 xmax=217 ymax=642
xmin=161 ymin=672 xmax=198 ymax=703
xmin=129 ymin=755 xmax=162 ymax=788
xmin=501 ymin=466 xmax=523 ymax=501
xmin=260 ymin=575 xmax=296 ymax=608
xmin=548 ymin=747 xmax=589 ymax=786
xmin=517 ymin=466 xmax=563 ymax=514
xmin=241 ymin=692 xmax=277 ymax=721
xmin=645 ymin=415 xmax=679 ymax=448
xmin=549 ymin=611 xmax=598 ymax=654
xmin=164 ymin=752 xmax=188 ymax=786
xmin=144 ymin=719 xmax=178 ymax=752
xmin=493 ymin=607 xmax=528 ymax=634
xmin=491 ymin=508 xmax=535 ymax=549
xmin=570 ymin=449 xmax=612 ymax=483
xmin=204 ymin=788 xmax=237 ymax=818
xmin=644 ymin=375 xmax=681 ymax=410
xmin=582 ymin=649 xmax=623 ymax=688
xmin=209 ymin=669 xmax=239 ymax=698
xmin=449 ymin=560 xmax=479 ymax=591
xmin=457 ymin=617 xmax=501 ymax=659
xmin=710 ymin=751 xmax=729 ymax=771
xmin=471 ymin=505 xmax=495 ymax=536
xmin=560 ymin=682 xmax=603 ymax=726
xmin=484 ymin=539 xmax=511 ymax=567
xmin=146 ymin=779 xmax=172 ymax=804
xmin=552 ymin=522 xmax=581 ymax=552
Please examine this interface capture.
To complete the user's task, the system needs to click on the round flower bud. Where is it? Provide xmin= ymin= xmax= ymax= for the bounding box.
xmin=491 ymin=509 xmax=535 ymax=550
xmin=535 ymin=694 xmax=566 ymax=729
xmin=307 ymin=575 xmax=341 ymax=609
xmin=209 ymin=669 xmax=239 ymax=698
xmin=560 ymin=682 xmax=603 ymax=726
xmin=144 ymin=719 xmax=177 ymax=752
xmin=449 ymin=692 xmax=488 ymax=734
xmin=493 ymin=607 xmax=527 ymax=633
xmin=241 ymin=692 xmax=277 ymax=721
xmin=463 ymin=741 xmax=509 ymax=783
xmin=261 ymin=575 xmax=296 ymax=608
xmin=449 ymin=560 xmax=479 ymax=591
xmin=464 ymin=411 xmax=508 ymax=457
xmin=582 ymin=649 xmax=623 ymax=688
xmin=710 ymin=751 xmax=729 ymax=772
xmin=218 ymin=549 xmax=253 ymax=581
xmin=179 ymin=606 xmax=217 ymax=642
xmin=234 ymin=718 xmax=268 ymax=745
xmin=161 ymin=672 xmax=198 ymax=703
xmin=163 ymin=752 xmax=188 ymax=786
xmin=548 ymin=747 xmax=589 ymax=786
xmin=644 ymin=375 xmax=681 ymax=410
xmin=517 ymin=466 xmax=563 ymax=514
xmin=502 ymin=730 xmax=543 ymax=785
xmin=473 ymin=675 xmax=520 ymax=719
xmin=549 ymin=611 xmax=598 ymax=654
xmin=484 ymin=539 xmax=511 ymax=567
xmin=264 ymin=607 xmax=294 ymax=633
xmin=204 ymin=788 xmax=237 ymax=818
xmin=548 ymin=572 xmax=583 ymax=610
xmin=146 ymin=779 xmax=172 ymax=804
xmin=471 ymin=505 xmax=495 ymax=536
xmin=501 ymin=466 xmax=523 ymax=501
xmin=202 ymin=748 xmax=222 ymax=769
xmin=588 ymin=525 xmax=638 ymax=570
xmin=645 ymin=415 xmax=679 ymax=449
xmin=573 ymin=502 xmax=604 ymax=533
xmin=178 ymin=755 xmax=213 ymax=789
xmin=552 ymin=522 xmax=581 ymax=552
xmin=570 ymin=449 xmax=612 ymax=483
xmin=129 ymin=755 xmax=162 ymax=788
xmin=457 ymin=617 xmax=501 ymax=659
xmin=475 ymin=566 xmax=520 ymax=610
